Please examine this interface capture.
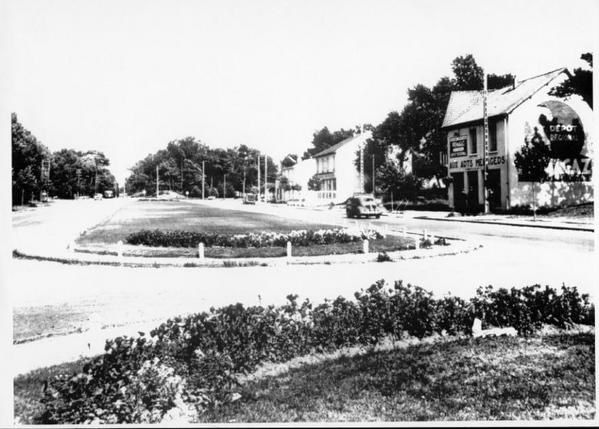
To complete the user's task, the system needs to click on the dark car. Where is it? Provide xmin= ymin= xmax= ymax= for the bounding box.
xmin=346 ymin=195 xmax=382 ymax=219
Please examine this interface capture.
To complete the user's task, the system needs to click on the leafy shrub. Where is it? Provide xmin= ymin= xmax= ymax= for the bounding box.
xmin=126 ymin=228 xmax=384 ymax=249
xmin=376 ymin=252 xmax=392 ymax=262
xmin=38 ymin=282 xmax=594 ymax=424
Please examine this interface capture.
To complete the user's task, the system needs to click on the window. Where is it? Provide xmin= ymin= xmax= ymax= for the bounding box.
xmin=489 ymin=121 xmax=497 ymax=152
xmin=469 ymin=128 xmax=478 ymax=154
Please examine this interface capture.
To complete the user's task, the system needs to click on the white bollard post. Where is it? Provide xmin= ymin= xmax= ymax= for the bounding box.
xmin=198 ymin=242 xmax=205 ymax=260
xmin=363 ymin=239 xmax=369 ymax=254
xmin=423 ymin=229 xmax=428 ymax=240
xmin=117 ymin=240 xmax=124 ymax=259
xmin=430 ymin=234 xmax=435 ymax=244
xmin=286 ymin=241 xmax=292 ymax=258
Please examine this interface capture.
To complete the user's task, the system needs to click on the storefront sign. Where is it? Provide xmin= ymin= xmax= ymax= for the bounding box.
xmin=449 ymin=138 xmax=467 ymax=158
xmin=449 ymin=155 xmax=505 ymax=170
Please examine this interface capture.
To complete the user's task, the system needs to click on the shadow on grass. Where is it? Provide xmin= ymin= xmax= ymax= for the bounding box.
xmin=199 ymin=333 xmax=595 ymax=422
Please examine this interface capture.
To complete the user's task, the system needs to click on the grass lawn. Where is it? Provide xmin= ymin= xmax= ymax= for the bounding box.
xmin=198 ymin=333 xmax=595 ymax=422
xmin=77 ymin=200 xmax=340 ymax=246
xmin=13 ymin=332 xmax=594 ymax=424
xmin=76 ymin=200 xmax=417 ymax=258
xmin=13 ymin=304 xmax=89 ymax=343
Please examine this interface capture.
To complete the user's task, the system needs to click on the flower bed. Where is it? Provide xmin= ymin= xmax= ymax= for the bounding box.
xmin=126 ymin=227 xmax=384 ymax=248
xmin=34 ymin=282 xmax=594 ymax=424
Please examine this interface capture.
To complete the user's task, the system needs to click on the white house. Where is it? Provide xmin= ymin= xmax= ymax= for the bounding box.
xmin=311 ymin=131 xmax=372 ymax=203
xmin=279 ymin=155 xmax=316 ymax=202
xmin=441 ymin=67 xmax=593 ymax=212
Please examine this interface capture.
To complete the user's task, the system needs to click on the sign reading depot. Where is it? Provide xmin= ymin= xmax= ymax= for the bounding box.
xmin=522 ymin=100 xmax=592 ymax=181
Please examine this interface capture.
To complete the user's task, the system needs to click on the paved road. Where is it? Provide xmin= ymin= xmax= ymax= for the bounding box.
xmin=9 ymin=198 xmax=595 ymax=374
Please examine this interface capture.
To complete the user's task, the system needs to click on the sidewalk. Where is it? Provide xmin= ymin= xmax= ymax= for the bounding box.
xmin=398 ymin=210 xmax=594 ymax=232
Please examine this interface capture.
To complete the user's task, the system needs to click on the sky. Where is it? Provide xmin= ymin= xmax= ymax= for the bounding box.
xmin=2 ymin=0 xmax=597 ymax=184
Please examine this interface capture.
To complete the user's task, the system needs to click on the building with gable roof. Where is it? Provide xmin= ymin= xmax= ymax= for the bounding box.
xmin=312 ymin=130 xmax=372 ymax=203
xmin=441 ymin=68 xmax=593 ymax=212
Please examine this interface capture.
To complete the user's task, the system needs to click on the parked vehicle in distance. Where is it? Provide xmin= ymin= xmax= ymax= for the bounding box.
xmin=94 ymin=193 xmax=103 ymax=200
xmin=207 ymin=195 xmax=216 ymax=200
xmin=40 ymin=191 xmax=49 ymax=203
xmin=104 ymin=190 xmax=114 ymax=198
xmin=243 ymin=193 xmax=257 ymax=204
xmin=346 ymin=194 xmax=382 ymax=218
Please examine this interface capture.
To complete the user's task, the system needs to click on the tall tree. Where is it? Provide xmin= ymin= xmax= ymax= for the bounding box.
xmin=302 ymin=127 xmax=355 ymax=159
xmin=550 ymin=52 xmax=593 ymax=108
xmin=11 ymin=113 xmax=51 ymax=204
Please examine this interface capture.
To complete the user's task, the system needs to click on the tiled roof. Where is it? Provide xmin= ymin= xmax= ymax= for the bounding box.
xmin=312 ymin=132 xmax=370 ymax=158
xmin=441 ymin=68 xmax=568 ymax=129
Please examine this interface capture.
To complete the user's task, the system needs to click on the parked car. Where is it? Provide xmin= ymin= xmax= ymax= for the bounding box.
xmin=207 ymin=195 xmax=216 ymax=200
xmin=40 ymin=191 xmax=49 ymax=203
xmin=345 ymin=194 xmax=382 ymax=219
xmin=243 ymin=193 xmax=257 ymax=204
xmin=94 ymin=193 xmax=103 ymax=200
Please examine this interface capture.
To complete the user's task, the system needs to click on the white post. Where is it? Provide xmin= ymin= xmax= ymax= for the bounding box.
xmin=423 ymin=229 xmax=428 ymax=240
xmin=363 ymin=239 xmax=369 ymax=254
xmin=286 ymin=241 xmax=292 ymax=258
xmin=429 ymin=234 xmax=435 ymax=244
xmin=198 ymin=242 xmax=205 ymax=260
xmin=117 ymin=240 xmax=124 ymax=259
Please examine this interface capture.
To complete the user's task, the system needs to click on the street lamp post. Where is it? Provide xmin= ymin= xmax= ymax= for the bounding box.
xmin=202 ymin=160 xmax=205 ymax=200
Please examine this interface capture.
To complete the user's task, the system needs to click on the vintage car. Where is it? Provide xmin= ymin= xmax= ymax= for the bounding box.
xmin=345 ymin=194 xmax=382 ymax=219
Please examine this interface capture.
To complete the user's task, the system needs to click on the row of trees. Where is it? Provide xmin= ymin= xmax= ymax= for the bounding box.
xmin=125 ymin=137 xmax=278 ymax=198
xmin=12 ymin=113 xmax=117 ymax=205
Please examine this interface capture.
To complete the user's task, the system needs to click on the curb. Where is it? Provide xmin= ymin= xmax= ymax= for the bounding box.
xmin=415 ymin=216 xmax=594 ymax=232
xmin=12 ymin=239 xmax=483 ymax=269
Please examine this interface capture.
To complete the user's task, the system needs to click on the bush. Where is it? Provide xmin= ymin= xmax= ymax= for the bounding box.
xmin=37 ymin=281 xmax=594 ymax=424
xmin=190 ymin=186 xmax=202 ymax=198
xmin=126 ymin=228 xmax=384 ymax=249
xmin=376 ymin=252 xmax=392 ymax=262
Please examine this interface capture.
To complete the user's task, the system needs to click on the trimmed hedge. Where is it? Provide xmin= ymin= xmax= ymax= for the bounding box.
xmin=126 ymin=228 xmax=384 ymax=248
xmin=37 ymin=282 xmax=594 ymax=424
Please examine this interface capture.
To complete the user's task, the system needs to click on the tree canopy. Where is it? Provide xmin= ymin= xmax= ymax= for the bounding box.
xmin=302 ymin=127 xmax=355 ymax=160
xmin=550 ymin=52 xmax=593 ymax=108
xmin=125 ymin=138 xmax=278 ymax=197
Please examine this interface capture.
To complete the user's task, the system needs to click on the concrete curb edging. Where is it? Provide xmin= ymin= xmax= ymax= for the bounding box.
xmin=415 ymin=216 xmax=594 ymax=232
xmin=13 ymin=239 xmax=483 ymax=268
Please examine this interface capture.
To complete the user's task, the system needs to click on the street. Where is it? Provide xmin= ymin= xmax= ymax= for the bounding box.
xmin=9 ymin=198 xmax=596 ymax=374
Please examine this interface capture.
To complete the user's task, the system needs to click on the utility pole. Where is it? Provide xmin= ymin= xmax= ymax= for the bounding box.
xmin=156 ymin=164 xmax=159 ymax=197
xmin=482 ymin=71 xmax=490 ymax=214
xmin=202 ymin=160 xmax=205 ymax=200
xmin=372 ymin=154 xmax=375 ymax=196
xmin=360 ymin=125 xmax=365 ymax=193
xmin=257 ymin=155 xmax=261 ymax=200
xmin=264 ymin=155 xmax=268 ymax=201
xmin=223 ymin=173 xmax=227 ymax=199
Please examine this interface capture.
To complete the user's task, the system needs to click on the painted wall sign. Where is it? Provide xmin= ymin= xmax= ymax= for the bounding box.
xmin=449 ymin=138 xmax=467 ymax=158
xmin=449 ymin=155 xmax=505 ymax=170
xmin=522 ymin=100 xmax=592 ymax=182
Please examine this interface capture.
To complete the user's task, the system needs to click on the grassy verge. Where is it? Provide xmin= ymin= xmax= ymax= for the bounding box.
xmin=198 ymin=332 xmax=595 ymax=422
xmin=76 ymin=200 xmax=339 ymax=246
xmin=77 ymin=235 xmax=417 ymax=258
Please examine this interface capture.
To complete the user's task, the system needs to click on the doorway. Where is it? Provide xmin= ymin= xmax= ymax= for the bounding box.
xmin=451 ymin=172 xmax=465 ymax=213
xmin=486 ymin=169 xmax=502 ymax=211
xmin=467 ymin=170 xmax=479 ymax=214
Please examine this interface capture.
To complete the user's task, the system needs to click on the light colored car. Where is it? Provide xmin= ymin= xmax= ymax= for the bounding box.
xmin=94 ymin=193 xmax=103 ymax=200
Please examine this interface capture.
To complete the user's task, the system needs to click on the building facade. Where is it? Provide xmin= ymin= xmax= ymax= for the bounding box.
xmin=279 ymin=156 xmax=316 ymax=202
xmin=312 ymin=131 xmax=371 ymax=203
xmin=442 ymin=68 xmax=593 ymax=212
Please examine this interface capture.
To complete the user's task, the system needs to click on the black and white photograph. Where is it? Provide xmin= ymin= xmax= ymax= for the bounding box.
xmin=1 ymin=0 xmax=597 ymax=425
